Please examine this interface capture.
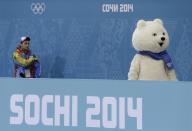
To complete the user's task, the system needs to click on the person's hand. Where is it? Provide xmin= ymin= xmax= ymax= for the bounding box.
xmin=28 ymin=56 xmax=37 ymax=63
xmin=33 ymin=57 xmax=38 ymax=61
xmin=30 ymin=55 xmax=38 ymax=61
xmin=32 ymin=55 xmax=38 ymax=61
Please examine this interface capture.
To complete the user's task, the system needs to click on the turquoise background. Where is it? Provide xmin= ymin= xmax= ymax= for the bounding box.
xmin=0 ymin=0 xmax=192 ymax=80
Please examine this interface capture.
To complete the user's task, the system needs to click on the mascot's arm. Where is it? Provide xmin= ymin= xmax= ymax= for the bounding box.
xmin=13 ymin=51 xmax=35 ymax=67
xmin=167 ymin=69 xmax=177 ymax=81
xmin=128 ymin=54 xmax=141 ymax=80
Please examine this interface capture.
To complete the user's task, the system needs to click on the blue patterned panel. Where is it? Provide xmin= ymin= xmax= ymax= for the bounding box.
xmin=0 ymin=0 xmax=192 ymax=81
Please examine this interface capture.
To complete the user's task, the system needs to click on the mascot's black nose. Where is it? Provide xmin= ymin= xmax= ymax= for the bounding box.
xmin=161 ymin=37 xmax=165 ymax=41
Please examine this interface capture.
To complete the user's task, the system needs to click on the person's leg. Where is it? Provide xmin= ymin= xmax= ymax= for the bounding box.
xmin=34 ymin=61 xmax=41 ymax=78
xmin=16 ymin=67 xmax=26 ymax=78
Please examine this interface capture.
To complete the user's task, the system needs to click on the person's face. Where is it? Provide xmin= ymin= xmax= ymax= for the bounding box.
xmin=21 ymin=40 xmax=30 ymax=50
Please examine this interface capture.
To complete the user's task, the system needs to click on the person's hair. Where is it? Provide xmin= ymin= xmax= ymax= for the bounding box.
xmin=25 ymin=37 xmax=30 ymax=41
xmin=20 ymin=37 xmax=30 ymax=44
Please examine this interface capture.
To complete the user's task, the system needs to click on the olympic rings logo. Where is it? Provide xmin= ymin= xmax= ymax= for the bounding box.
xmin=31 ymin=3 xmax=46 ymax=15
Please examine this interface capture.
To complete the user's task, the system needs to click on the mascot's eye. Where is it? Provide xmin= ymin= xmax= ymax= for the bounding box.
xmin=163 ymin=32 xmax=165 ymax=35
xmin=153 ymin=33 xmax=157 ymax=36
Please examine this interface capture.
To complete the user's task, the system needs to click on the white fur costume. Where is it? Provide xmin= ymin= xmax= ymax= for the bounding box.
xmin=128 ymin=19 xmax=177 ymax=81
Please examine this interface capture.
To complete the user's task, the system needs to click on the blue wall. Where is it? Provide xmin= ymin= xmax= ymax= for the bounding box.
xmin=0 ymin=0 xmax=192 ymax=80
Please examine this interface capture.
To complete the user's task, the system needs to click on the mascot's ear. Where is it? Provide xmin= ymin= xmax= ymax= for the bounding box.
xmin=137 ymin=20 xmax=146 ymax=29
xmin=154 ymin=19 xmax=163 ymax=25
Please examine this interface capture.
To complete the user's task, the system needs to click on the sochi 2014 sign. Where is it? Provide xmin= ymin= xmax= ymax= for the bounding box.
xmin=1 ymin=79 xmax=191 ymax=131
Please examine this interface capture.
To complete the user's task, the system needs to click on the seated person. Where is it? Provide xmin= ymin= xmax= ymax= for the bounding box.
xmin=12 ymin=36 xmax=41 ymax=78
